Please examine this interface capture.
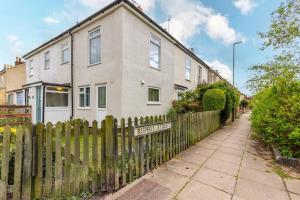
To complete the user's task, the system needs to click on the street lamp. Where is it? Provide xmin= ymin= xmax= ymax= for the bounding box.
xmin=233 ymin=41 xmax=242 ymax=86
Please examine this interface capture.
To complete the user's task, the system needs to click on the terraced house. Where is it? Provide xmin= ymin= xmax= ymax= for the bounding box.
xmin=23 ymin=0 xmax=224 ymax=124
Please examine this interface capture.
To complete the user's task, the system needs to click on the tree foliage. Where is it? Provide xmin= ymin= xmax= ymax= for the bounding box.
xmin=259 ymin=0 xmax=300 ymax=54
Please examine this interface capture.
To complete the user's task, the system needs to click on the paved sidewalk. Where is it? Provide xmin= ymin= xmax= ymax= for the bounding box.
xmin=104 ymin=113 xmax=300 ymax=200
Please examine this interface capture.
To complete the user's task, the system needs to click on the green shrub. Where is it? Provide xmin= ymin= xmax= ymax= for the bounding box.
xmin=202 ymin=89 xmax=226 ymax=111
xmin=251 ymin=78 xmax=300 ymax=158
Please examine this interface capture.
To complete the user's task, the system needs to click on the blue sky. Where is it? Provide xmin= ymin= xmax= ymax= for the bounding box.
xmin=0 ymin=0 xmax=280 ymax=95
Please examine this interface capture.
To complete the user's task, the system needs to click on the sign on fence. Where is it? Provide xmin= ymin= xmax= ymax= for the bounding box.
xmin=134 ymin=122 xmax=172 ymax=137
xmin=0 ymin=105 xmax=31 ymax=126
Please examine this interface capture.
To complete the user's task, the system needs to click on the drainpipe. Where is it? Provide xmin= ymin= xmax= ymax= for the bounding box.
xmin=42 ymin=85 xmax=45 ymax=123
xmin=69 ymin=31 xmax=74 ymax=119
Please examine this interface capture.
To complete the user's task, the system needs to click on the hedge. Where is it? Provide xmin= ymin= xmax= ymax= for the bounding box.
xmin=202 ymin=89 xmax=226 ymax=111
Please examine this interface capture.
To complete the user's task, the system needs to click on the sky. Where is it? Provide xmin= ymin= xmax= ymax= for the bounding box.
xmin=0 ymin=0 xmax=281 ymax=95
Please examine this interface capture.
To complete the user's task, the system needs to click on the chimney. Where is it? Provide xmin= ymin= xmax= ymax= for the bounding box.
xmin=15 ymin=57 xmax=23 ymax=66
xmin=190 ymin=48 xmax=194 ymax=53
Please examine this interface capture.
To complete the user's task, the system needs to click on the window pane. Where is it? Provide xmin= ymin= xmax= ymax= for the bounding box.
xmin=148 ymin=88 xmax=159 ymax=102
xmin=90 ymin=36 xmax=101 ymax=64
xmin=85 ymin=87 xmax=90 ymax=107
xmin=46 ymin=92 xmax=68 ymax=107
xmin=16 ymin=92 xmax=23 ymax=105
xmin=62 ymin=48 xmax=69 ymax=63
xmin=149 ymin=42 xmax=160 ymax=68
xmin=98 ymin=87 xmax=106 ymax=108
xmin=90 ymin=29 xmax=100 ymax=38
xmin=80 ymin=93 xmax=85 ymax=107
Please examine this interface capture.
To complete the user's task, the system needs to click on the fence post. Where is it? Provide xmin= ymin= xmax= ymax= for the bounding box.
xmin=22 ymin=124 xmax=33 ymax=200
xmin=105 ymin=116 xmax=114 ymax=192
xmin=0 ymin=126 xmax=11 ymax=200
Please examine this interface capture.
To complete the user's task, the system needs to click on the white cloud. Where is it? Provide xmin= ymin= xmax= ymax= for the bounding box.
xmin=42 ymin=17 xmax=60 ymax=24
xmin=206 ymin=60 xmax=232 ymax=82
xmin=7 ymin=35 xmax=18 ymax=42
xmin=206 ymin=14 xmax=245 ymax=45
xmin=160 ymin=0 xmax=245 ymax=45
xmin=234 ymin=0 xmax=257 ymax=15
xmin=7 ymin=35 xmax=23 ymax=56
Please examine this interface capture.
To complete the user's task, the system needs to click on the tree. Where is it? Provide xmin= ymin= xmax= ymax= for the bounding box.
xmin=259 ymin=0 xmax=300 ymax=56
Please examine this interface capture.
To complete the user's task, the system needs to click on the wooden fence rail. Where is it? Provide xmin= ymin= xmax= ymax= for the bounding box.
xmin=0 ymin=110 xmax=221 ymax=199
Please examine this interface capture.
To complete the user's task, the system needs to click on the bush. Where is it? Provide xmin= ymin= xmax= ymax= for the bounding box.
xmin=202 ymin=89 xmax=226 ymax=111
xmin=251 ymin=78 xmax=300 ymax=158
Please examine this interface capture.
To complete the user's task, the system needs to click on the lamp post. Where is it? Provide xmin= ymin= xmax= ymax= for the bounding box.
xmin=233 ymin=41 xmax=242 ymax=86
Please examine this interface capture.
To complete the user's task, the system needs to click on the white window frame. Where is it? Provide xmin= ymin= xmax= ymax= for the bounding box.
xmin=149 ymin=34 xmax=161 ymax=69
xmin=198 ymin=65 xmax=202 ymax=85
xmin=89 ymin=27 xmax=101 ymax=66
xmin=78 ymin=86 xmax=91 ymax=109
xmin=45 ymin=87 xmax=69 ymax=108
xmin=185 ymin=58 xmax=191 ymax=81
xmin=29 ymin=60 xmax=34 ymax=77
xmin=44 ymin=51 xmax=50 ymax=69
xmin=97 ymin=85 xmax=107 ymax=109
xmin=61 ymin=42 xmax=70 ymax=64
xmin=147 ymin=87 xmax=161 ymax=105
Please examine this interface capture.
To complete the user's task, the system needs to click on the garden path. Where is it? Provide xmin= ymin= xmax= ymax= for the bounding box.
xmin=98 ymin=113 xmax=300 ymax=200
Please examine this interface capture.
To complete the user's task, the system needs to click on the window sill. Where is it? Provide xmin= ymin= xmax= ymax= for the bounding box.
xmin=147 ymin=102 xmax=161 ymax=105
xmin=61 ymin=61 xmax=70 ymax=65
xmin=185 ymin=79 xmax=191 ymax=82
xmin=29 ymin=75 xmax=33 ymax=77
xmin=88 ymin=62 xmax=101 ymax=67
xmin=149 ymin=66 xmax=161 ymax=71
xmin=77 ymin=107 xmax=91 ymax=110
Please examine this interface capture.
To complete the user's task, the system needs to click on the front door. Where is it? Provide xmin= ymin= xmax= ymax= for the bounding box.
xmin=96 ymin=85 xmax=107 ymax=123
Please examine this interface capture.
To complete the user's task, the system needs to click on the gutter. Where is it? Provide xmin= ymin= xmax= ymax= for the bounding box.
xmin=69 ymin=31 xmax=74 ymax=119
xmin=42 ymin=85 xmax=45 ymax=123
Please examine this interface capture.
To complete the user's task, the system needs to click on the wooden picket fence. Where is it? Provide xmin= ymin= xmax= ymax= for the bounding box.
xmin=0 ymin=110 xmax=221 ymax=199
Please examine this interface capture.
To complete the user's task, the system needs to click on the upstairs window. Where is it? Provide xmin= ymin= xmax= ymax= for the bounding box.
xmin=148 ymin=87 xmax=160 ymax=103
xmin=44 ymin=51 xmax=50 ymax=69
xmin=185 ymin=59 xmax=191 ymax=81
xmin=29 ymin=60 xmax=34 ymax=76
xmin=149 ymin=35 xmax=161 ymax=69
xmin=89 ymin=28 xmax=101 ymax=65
xmin=79 ymin=86 xmax=90 ymax=108
xmin=198 ymin=66 xmax=202 ymax=85
xmin=62 ymin=42 xmax=70 ymax=64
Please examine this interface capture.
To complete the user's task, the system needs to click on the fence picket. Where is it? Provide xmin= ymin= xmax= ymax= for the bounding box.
xmin=120 ymin=118 xmax=126 ymax=187
xmin=91 ymin=120 xmax=99 ymax=192
xmin=113 ymin=118 xmax=119 ymax=190
xmin=45 ymin=123 xmax=53 ymax=196
xmin=0 ymin=126 xmax=11 ymax=200
xmin=12 ymin=126 xmax=24 ymax=200
xmin=22 ymin=125 xmax=33 ymax=200
xmin=55 ymin=122 xmax=63 ymax=196
xmin=34 ymin=123 xmax=44 ymax=199
xmin=83 ymin=121 xmax=90 ymax=191
xmin=73 ymin=120 xmax=81 ymax=194
xmin=64 ymin=122 xmax=72 ymax=196
xmin=127 ymin=118 xmax=134 ymax=182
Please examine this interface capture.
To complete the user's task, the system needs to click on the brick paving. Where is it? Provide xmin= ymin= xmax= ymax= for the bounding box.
xmin=102 ymin=113 xmax=300 ymax=200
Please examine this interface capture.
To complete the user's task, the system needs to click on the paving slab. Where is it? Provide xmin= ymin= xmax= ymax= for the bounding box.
xmin=204 ymin=158 xmax=240 ymax=176
xmin=176 ymin=180 xmax=232 ymax=200
xmin=186 ymin=146 xmax=215 ymax=157
xmin=177 ymin=152 xmax=208 ymax=165
xmin=216 ymin=146 xmax=244 ymax=157
xmin=285 ymin=179 xmax=300 ymax=195
xmin=164 ymin=158 xmax=198 ymax=177
xmin=238 ymin=167 xmax=285 ymax=189
xmin=290 ymin=193 xmax=300 ymax=200
xmin=193 ymin=167 xmax=237 ymax=194
xmin=211 ymin=152 xmax=242 ymax=165
xmin=234 ymin=178 xmax=289 ymax=200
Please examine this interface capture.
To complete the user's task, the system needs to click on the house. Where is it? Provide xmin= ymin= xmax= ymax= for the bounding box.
xmin=22 ymin=0 xmax=224 ymax=124
xmin=6 ymin=57 xmax=26 ymax=105
xmin=0 ymin=69 xmax=6 ymax=105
